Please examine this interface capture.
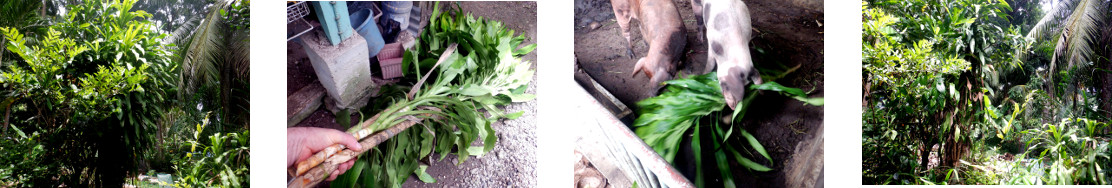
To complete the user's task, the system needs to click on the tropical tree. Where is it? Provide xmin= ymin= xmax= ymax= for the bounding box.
xmin=864 ymin=0 xmax=1112 ymax=185
xmin=0 ymin=0 xmax=45 ymax=66
xmin=171 ymin=0 xmax=250 ymax=130
xmin=1017 ymin=0 xmax=1110 ymax=115
xmin=0 ymin=0 xmax=179 ymax=186
xmin=862 ymin=0 xmax=1022 ymax=183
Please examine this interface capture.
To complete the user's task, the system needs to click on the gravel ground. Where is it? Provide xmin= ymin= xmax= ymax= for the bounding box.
xmin=402 ymin=1 xmax=538 ymax=187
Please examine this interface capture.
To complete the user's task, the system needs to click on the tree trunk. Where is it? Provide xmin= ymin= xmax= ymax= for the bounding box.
xmin=1 ymin=37 xmax=6 ymax=67
xmin=1100 ymin=24 xmax=1112 ymax=126
xmin=2 ymin=100 xmax=11 ymax=136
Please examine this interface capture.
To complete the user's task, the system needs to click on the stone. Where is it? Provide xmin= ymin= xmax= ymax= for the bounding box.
xmin=287 ymin=83 xmax=326 ymax=127
xmin=299 ymin=30 xmax=377 ymax=112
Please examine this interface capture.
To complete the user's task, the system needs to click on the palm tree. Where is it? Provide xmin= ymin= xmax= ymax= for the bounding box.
xmin=167 ymin=0 xmax=250 ymax=130
xmin=0 ymin=0 xmax=45 ymax=66
xmin=1021 ymin=0 xmax=1109 ymax=97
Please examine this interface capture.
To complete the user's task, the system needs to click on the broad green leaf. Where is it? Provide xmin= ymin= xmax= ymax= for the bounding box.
xmin=792 ymin=96 xmax=824 ymax=106
xmin=506 ymin=93 xmax=535 ymax=102
xmin=751 ymin=81 xmax=806 ymax=96
xmin=416 ymin=165 xmax=437 ymax=183
xmin=503 ymin=111 xmax=525 ymax=119
xmin=459 ymin=85 xmax=493 ymax=96
xmin=741 ymin=130 xmax=772 ymax=163
xmin=692 ymin=122 xmax=705 ymax=188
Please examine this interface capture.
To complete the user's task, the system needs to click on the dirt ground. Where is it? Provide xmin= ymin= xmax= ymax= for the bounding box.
xmin=573 ymin=0 xmax=824 ymax=187
xmin=288 ymin=1 xmax=538 ymax=187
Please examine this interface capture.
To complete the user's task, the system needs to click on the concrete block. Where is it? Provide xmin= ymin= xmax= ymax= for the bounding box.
xmin=299 ymin=30 xmax=376 ymax=111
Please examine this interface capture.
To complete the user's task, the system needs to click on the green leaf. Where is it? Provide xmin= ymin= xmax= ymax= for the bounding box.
xmin=10 ymin=125 xmax=27 ymax=140
xmin=459 ymin=85 xmax=492 ymax=96
xmin=715 ymin=148 xmax=736 ymax=188
xmin=692 ymin=122 xmax=705 ymax=188
xmin=741 ymin=130 xmax=772 ymax=163
xmin=506 ymin=93 xmax=535 ymax=103
xmin=729 ymin=146 xmax=772 ymax=171
xmin=415 ymin=164 xmax=437 ymax=183
xmin=751 ymin=81 xmax=805 ymax=97
xmin=791 ymin=96 xmax=824 ymax=106
xmin=983 ymin=95 xmax=997 ymax=118
xmin=513 ymin=43 xmax=537 ymax=56
xmin=503 ymin=111 xmax=525 ymax=119
xmin=482 ymin=120 xmax=497 ymax=153
xmin=332 ymin=158 xmax=366 ymax=188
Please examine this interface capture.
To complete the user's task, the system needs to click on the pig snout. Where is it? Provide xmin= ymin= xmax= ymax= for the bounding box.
xmin=632 ymin=56 xmax=674 ymax=84
xmin=719 ymin=66 xmax=752 ymax=110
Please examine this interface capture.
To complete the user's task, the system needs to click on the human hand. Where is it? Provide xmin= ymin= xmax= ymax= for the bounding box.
xmin=288 ymin=127 xmax=364 ymax=181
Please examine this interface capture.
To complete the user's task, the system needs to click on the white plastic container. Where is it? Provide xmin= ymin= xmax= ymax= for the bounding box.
xmin=157 ymin=173 xmax=172 ymax=188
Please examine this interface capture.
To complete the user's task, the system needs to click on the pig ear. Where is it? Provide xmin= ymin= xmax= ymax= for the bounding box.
xmin=748 ymin=67 xmax=762 ymax=85
xmin=632 ymin=58 xmax=646 ymax=77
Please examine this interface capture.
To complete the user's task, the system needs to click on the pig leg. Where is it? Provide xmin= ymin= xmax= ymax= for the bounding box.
xmin=701 ymin=1 xmax=715 ymax=73
xmin=690 ymin=0 xmax=706 ymax=43
xmin=704 ymin=39 xmax=718 ymax=74
xmin=610 ymin=0 xmax=636 ymax=58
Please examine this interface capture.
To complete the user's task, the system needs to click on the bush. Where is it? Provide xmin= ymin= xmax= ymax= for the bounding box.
xmin=0 ymin=0 xmax=177 ymax=186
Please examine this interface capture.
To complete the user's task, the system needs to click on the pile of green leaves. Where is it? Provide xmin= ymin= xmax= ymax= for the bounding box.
xmin=331 ymin=2 xmax=535 ymax=188
xmin=633 ymin=72 xmax=822 ymax=187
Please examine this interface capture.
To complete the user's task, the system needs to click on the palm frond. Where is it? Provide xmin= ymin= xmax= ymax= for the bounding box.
xmin=0 ymin=0 xmax=43 ymax=30
xmin=1059 ymin=0 xmax=1105 ymax=67
xmin=179 ymin=0 xmax=233 ymax=97
xmin=1019 ymin=0 xmax=1108 ymax=92
xmin=1026 ymin=0 xmax=1076 ymax=41
xmin=162 ymin=15 xmax=201 ymax=45
xmin=226 ymin=27 xmax=249 ymax=79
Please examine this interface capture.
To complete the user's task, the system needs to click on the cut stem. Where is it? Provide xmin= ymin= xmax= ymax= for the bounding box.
xmin=288 ymin=115 xmax=426 ymax=188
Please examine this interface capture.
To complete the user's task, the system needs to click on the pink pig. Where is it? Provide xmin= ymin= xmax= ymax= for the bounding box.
xmin=609 ymin=0 xmax=688 ymax=85
xmin=696 ymin=0 xmax=761 ymax=110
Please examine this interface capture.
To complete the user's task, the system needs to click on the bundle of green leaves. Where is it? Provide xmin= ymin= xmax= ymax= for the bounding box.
xmin=633 ymin=72 xmax=822 ymax=187
xmin=330 ymin=2 xmax=536 ymax=188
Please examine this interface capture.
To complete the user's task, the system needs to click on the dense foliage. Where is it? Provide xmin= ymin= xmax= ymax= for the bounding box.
xmin=863 ymin=0 xmax=1112 ymax=185
xmin=0 ymin=0 xmax=249 ymax=187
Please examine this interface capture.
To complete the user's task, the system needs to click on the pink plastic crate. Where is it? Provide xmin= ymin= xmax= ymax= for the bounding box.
xmin=380 ymin=57 xmax=403 ymax=79
xmin=377 ymin=43 xmax=404 ymax=61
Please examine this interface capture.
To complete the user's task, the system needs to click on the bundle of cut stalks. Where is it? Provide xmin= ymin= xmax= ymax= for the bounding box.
xmin=288 ymin=45 xmax=461 ymax=188
xmin=287 ymin=110 xmax=430 ymax=188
